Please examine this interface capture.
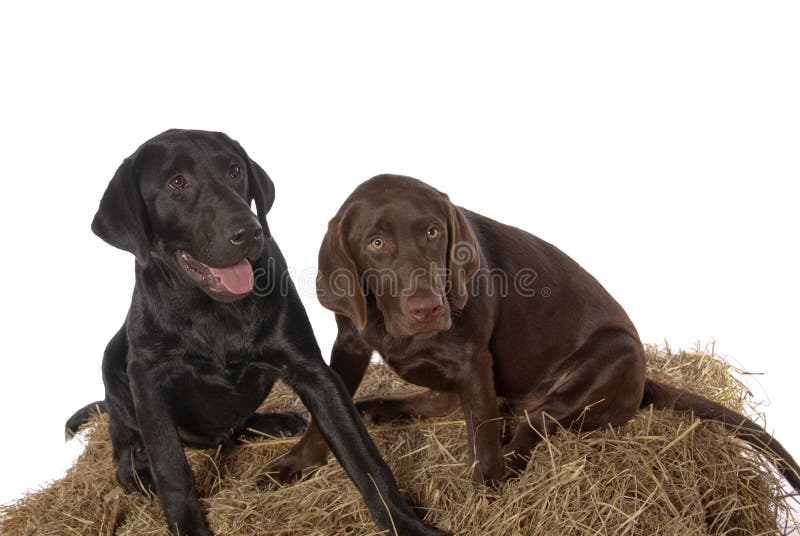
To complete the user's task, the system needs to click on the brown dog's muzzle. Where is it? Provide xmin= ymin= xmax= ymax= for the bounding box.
xmin=406 ymin=292 xmax=444 ymax=324
xmin=385 ymin=289 xmax=450 ymax=337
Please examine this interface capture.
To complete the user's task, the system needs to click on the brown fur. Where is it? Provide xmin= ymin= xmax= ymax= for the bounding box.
xmin=264 ymin=174 xmax=800 ymax=491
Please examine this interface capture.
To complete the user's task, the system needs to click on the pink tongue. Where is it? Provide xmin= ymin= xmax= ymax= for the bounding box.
xmin=208 ymin=259 xmax=254 ymax=295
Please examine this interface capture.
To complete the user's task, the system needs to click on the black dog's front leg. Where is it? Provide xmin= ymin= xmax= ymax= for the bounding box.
xmin=259 ymin=277 xmax=446 ymax=534
xmin=286 ymin=357 xmax=446 ymax=535
xmin=128 ymin=360 xmax=212 ymax=536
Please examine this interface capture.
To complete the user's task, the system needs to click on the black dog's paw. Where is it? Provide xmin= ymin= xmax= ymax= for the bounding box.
xmin=240 ymin=411 xmax=308 ymax=440
xmin=115 ymin=456 xmax=155 ymax=497
xmin=272 ymin=412 xmax=308 ymax=437
xmin=176 ymin=520 xmax=214 ymax=536
xmin=388 ymin=510 xmax=452 ymax=536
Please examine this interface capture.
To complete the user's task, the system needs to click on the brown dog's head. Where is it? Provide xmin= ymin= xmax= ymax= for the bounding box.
xmin=317 ymin=174 xmax=480 ymax=337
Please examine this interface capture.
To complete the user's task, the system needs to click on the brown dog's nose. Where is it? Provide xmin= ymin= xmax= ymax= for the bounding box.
xmin=229 ymin=224 xmax=263 ymax=246
xmin=407 ymin=293 xmax=444 ymax=324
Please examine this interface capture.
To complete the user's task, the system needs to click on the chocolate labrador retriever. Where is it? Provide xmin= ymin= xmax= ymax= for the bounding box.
xmin=265 ymin=173 xmax=800 ymax=492
xmin=64 ymin=138 xmax=446 ymax=536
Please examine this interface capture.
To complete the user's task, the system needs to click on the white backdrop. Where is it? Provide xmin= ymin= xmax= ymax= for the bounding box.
xmin=1 ymin=0 xmax=798 ymax=514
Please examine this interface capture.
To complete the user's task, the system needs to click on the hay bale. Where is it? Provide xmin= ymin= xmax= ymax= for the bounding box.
xmin=2 ymin=344 xmax=797 ymax=535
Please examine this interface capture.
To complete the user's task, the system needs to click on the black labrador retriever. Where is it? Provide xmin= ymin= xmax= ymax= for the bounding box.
xmin=65 ymin=132 xmax=446 ymax=536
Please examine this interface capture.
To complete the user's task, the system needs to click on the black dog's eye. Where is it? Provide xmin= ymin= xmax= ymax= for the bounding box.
xmin=168 ymin=175 xmax=187 ymax=191
xmin=368 ymin=237 xmax=384 ymax=251
xmin=427 ymin=227 xmax=440 ymax=239
xmin=229 ymin=164 xmax=241 ymax=179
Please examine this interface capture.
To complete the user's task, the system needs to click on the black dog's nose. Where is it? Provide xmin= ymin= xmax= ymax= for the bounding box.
xmin=407 ymin=293 xmax=444 ymax=324
xmin=229 ymin=224 xmax=263 ymax=246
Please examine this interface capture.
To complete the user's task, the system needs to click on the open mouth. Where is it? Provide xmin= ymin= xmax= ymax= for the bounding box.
xmin=176 ymin=251 xmax=255 ymax=297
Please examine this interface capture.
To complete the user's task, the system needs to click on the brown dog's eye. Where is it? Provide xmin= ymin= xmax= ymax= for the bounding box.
xmin=368 ymin=238 xmax=384 ymax=251
xmin=427 ymin=227 xmax=440 ymax=239
xmin=168 ymin=175 xmax=187 ymax=190
xmin=229 ymin=165 xmax=241 ymax=179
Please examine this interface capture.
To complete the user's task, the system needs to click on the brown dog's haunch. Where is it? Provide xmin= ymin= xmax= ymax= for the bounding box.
xmin=265 ymin=174 xmax=800 ymax=491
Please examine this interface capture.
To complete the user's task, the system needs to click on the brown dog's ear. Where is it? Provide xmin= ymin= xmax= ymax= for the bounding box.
xmin=442 ymin=194 xmax=480 ymax=310
xmin=317 ymin=203 xmax=367 ymax=331
xmin=91 ymin=151 xmax=151 ymax=266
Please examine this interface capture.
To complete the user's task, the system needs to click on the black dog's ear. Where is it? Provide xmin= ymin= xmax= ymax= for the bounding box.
xmin=317 ymin=203 xmax=367 ymax=331
xmin=91 ymin=152 xmax=151 ymax=266
xmin=439 ymin=193 xmax=480 ymax=310
xmin=225 ymin=135 xmax=276 ymax=238
xmin=247 ymin=159 xmax=276 ymax=238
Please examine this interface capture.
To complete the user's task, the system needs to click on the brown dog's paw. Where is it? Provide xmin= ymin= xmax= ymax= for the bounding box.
xmin=499 ymin=449 xmax=530 ymax=482
xmin=257 ymin=454 xmax=324 ymax=487
xmin=466 ymin=460 xmax=506 ymax=490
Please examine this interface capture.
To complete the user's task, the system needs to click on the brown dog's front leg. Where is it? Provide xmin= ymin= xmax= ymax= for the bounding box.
xmin=261 ymin=315 xmax=373 ymax=484
xmin=356 ymin=389 xmax=459 ymax=424
xmin=458 ymin=351 xmax=504 ymax=485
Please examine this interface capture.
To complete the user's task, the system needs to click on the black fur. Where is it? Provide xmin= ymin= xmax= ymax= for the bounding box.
xmin=66 ymin=130 xmax=446 ymax=536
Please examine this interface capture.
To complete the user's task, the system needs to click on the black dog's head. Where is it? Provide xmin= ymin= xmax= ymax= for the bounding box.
xmin=92 ymin=129 xmax=275 ymax=302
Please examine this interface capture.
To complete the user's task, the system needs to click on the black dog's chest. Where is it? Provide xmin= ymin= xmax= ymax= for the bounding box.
xmin=163 ymin=351 xmax=277 ymax=445
xmin=128 ymin=293 xmax=286 ymax=447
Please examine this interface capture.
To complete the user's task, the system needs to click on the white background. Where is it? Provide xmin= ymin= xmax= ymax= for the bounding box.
xmin=1 ymin=0 xmax=798 ymax=516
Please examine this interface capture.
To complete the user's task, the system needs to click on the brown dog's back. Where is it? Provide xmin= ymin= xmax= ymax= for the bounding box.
xmin=464 ymin=208 xmax=639 ymax=398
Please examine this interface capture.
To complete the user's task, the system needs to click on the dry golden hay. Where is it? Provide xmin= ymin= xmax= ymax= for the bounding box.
xmin=2 ymin=343 xmax=798 ymax=535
